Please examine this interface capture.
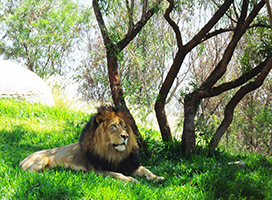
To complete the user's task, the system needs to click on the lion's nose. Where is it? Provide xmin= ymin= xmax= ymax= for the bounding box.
xmin=121 ymin=135 xmax=128 ymax=140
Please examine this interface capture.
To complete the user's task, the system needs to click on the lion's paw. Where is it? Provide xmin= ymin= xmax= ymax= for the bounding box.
xmin=154 ymin=176 xmax=165 ymax=181
xmin=125 ymin=176 xmax=139 ymax=183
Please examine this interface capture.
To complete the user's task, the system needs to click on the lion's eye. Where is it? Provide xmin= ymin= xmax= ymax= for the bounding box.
xmin=111 ymin=124 xmax=118 ymax=129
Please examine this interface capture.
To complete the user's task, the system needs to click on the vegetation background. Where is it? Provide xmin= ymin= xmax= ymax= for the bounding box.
xmin=0 ymin=0 xmax=272 ymax=199
xmin=0 ymin=98 xmax=272 ymax=199
xmin=1 ymin=0 xmax=271 ymax=154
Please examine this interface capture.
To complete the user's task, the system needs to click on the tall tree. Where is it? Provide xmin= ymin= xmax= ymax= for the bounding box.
xmin=155 ymin=0 xmax=271 ymax=152
xmin=92 ymin=0 xmax=162 ymax=146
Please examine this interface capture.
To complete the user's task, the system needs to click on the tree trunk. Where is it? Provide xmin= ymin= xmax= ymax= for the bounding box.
xmin=155 ymin=98 xmax=172 ymax=142
xmin=181 ymin=93 xmax=200 ymax=153
xmin=107 ymin=52 xmax=146 ymax=148
xmin=154 ymin=50 xmax=186 ymax=142
xmin=156 ymin=0 xmax=234 ymax=145
xmin=209 ymin=57 xmax=272 ymax=148
xmin=107 ymin=53 xmax=124 ymax=106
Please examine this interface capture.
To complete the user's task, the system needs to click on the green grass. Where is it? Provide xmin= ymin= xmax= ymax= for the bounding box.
xmin=1 ymin=98 xmax=272 ymax=199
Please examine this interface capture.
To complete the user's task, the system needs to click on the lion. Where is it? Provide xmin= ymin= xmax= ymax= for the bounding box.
xmin=20 ymin=105 xmax=164 ymax=183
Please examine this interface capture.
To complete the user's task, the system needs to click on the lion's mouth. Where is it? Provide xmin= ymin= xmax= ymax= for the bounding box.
xmin=113 ymin=143 xmax=126 ymax=151
xmin=113 ymin=142 xmax=126 ymax=147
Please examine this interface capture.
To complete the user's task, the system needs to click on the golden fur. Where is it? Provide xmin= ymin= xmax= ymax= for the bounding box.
xmin=20 ymin=105 xmax=164 ymax=183
xmin=79 ymin=105 xmax=138 ymax=164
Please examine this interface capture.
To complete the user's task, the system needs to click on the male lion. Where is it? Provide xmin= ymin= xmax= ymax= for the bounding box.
xmin=20 ymin=105 xmax=164 ymax=183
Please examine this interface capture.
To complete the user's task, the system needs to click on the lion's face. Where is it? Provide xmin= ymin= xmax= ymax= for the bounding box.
xmin=106 ymin=117 xmax=129 ymax=151
xmin=79 ymin=105 xmax=138 ymax=164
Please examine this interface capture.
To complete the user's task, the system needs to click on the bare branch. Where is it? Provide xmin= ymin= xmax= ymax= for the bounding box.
xmin=185 ymin=0 xmax=234 ymax=51
xmin=265 ymin=0 xmax=272 ymax=28
xmin=165 ymin=67 xmax=190 ymax=104
xmin=209 ymin=57 xmax=272 ymax=148
xmin=141 ymin=0 xmax=148 ymax=21
xmin=232 ymin=0 xmax=240 ymax=22
xmin=202 ymin=27 xmax=234 ymax=42
xmin=126 ymin=0 xmax=134 ymax=36
xmin=118 ymin=0 xmax=162 ymax=51
xmin=212 ymin=0 xmax=237 ymax=24
xmin=201 ymin=23 xmax=269 ymax=43
xmin=164 ymin=0 xmax=183 ymax=48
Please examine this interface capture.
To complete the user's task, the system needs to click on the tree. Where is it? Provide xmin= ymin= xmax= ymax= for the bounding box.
xmin=219 ymin=27 xmax=272 ymax=155
xmin=0 ymin=0 xmax=91 ymax=78
xmin=227 ymin=83 xmax=272 ymax=155
xmin=155 ymin=0 xmax=271 ymax=153
xmin=184 ymin=26 xmax=272 ymax=153
xmin=92 ymin=0 xmax=163 ymax=146
xmin=75 ymin=11 xmax=174 ymax=106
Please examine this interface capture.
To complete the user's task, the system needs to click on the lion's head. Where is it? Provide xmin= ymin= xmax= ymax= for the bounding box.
xmin=79 ymin=105 xmax=138 ymax=164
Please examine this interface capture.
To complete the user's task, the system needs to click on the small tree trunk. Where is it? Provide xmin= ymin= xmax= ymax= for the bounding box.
xmin=181 ymin=93 xmax=200 ymax=153
xmin=107 ymin=54 xmax=124 ymax=106
xmin=155 ymin=99 xmax=172 ymax=142
xmin=209 ymin=57 xmax=272 ymax=148
xmin=154 ymin=50 xmax=186 ymax=142
xmin=107 ymin=53 xmax=146 ymax=148
xmin=208 ymin=109 xmax=233 ymax=148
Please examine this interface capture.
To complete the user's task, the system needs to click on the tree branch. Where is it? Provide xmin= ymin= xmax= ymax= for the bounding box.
xmin=118 ymin=0 xmax=162 ymax=51
xmin=93 ymin=0 xmax=111 ymax=46
xmin=201 ymin=23 xmax=270 ymax=43
xmin=211 ymin=0 xmax=238 ymax=24
xmin=236 ymin=0 xmax=249 ymax=32
xmin=126 ymin=0 xmax=134 ymax=36
xmin=200 ymin=58 xmax=270 ymax=98
xmin=209 ymin=57 xmax=272 ymax=148
xmin=185 ymin=0 xmax=234 ymax=51
xmin=141 ymin=0 xmax=148 ymax=21
xmin=265 ymin=0 xmax=272 ymax=28
xmin=164 ymin=0 xmax=183 ymax=48
xmin=199 ymin=0 xmax=266 ymax=90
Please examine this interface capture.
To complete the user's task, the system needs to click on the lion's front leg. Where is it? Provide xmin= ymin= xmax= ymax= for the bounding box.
xmin=133 ymin=166 xmax=165 ymax=181
xmin=94 ymin=170 xmax=138 ymax=183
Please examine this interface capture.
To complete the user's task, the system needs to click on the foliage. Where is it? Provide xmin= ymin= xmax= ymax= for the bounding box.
xmin=74 ymin=31 xmax=111 ymax=102
xmin=1 ymin=99 xmax=272 ymax=199
xmin=0 ymin=0 xmax=91 ymax=78
xmin=240 ymin=27 xmax=272 ymax=73
xmin=1 ymin=0 xmax=271 ymax=154
xmin=225 ymin=89 xmax=272 ymax=156
xmin=120 ymin=16 xmax=173 ymax=106
xmin=76 ymin=1 xmax=175 ymax=106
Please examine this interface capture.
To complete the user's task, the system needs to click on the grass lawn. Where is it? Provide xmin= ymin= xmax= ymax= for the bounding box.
xmin=0 ymin=98 xmax=272 ymax=199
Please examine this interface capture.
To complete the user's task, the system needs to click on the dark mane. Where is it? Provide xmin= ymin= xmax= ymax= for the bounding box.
xmin=78 ymin=105 xmax=141 ymax=174
xmin=86 ymin=147 xmax=140 ymax=175
xmin=79 ymin=114 xmax=98 ymax=145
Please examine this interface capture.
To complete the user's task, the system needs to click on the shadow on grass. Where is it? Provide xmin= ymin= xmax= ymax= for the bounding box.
xmin=1 ymin=125 xmax=271 ymax=199
xmin=0 ymin=125 xmax=69 ymax=168
xmin=141 ymin=139 xmax=270 ymax=199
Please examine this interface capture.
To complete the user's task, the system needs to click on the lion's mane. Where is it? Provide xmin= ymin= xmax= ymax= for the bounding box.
xmin=79 ymin=105 xmax=141 ymax=175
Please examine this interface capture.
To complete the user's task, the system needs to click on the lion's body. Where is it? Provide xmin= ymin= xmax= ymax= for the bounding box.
xmin=20 ymin=143 xmax=88 ymax=172
xmin=20 ymin=105 xmax=164 ymax=182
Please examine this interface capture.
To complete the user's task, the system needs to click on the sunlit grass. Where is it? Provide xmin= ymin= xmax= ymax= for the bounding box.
xmin=0 ymin=98 xmax=271 ymax=199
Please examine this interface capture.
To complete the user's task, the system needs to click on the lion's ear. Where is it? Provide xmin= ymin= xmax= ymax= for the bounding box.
xmin=95 ymin=114 xmax=104 ymax=124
